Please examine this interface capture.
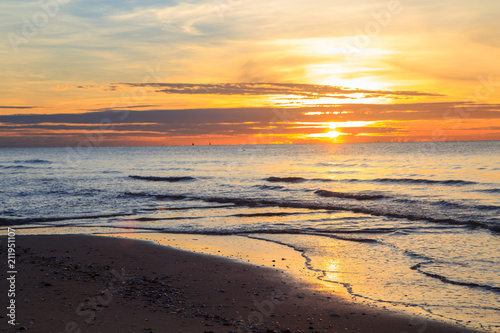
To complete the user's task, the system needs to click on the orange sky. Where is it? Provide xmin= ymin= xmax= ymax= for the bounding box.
xmin=1 ymin=0 xmax=499 ymax=147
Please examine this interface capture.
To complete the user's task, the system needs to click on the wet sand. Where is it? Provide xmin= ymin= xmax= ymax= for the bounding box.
xmin=0 ymin=235 xmax=482 ymax=332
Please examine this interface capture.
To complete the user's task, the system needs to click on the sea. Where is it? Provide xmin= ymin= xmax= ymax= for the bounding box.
xmin=1 ymin=141 xmax=499 ymax=331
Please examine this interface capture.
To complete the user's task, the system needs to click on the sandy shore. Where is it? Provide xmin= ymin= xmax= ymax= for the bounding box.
xmin=0 ymin=235 xmax=482 ymax=333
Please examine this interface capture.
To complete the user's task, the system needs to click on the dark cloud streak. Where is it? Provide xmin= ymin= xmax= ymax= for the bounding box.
xmin=0 ymin=106 xmax=37 ymax=109
xmin=105 ymin=82 xmax=444 ymax=98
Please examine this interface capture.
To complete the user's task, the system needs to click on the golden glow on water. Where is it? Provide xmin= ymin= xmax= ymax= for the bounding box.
xmin=324 ymin=259 xmax=342 ymax=285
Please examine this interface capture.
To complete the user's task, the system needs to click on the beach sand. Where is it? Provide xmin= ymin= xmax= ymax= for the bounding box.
xmin=0 ymin=235 xmax=482 ymax=332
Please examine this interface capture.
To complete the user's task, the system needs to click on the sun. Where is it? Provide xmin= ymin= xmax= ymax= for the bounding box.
xmin=308 ymin=129 xmax=342 ymax=139
xmin=323 ymin=130 xmax=341 ymax=138
xmin=305 ymin=120 xmax=379 ymax=142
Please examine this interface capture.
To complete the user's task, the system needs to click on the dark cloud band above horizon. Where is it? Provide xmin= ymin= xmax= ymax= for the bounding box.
xmin=1 ymin=103 xmax=498 ymax=147
xmin=1 ymin=103 xmax=499 ymax=126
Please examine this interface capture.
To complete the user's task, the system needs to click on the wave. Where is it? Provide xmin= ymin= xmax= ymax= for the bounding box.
xmin=142 ymin=204 xmax=236 ymax=211
xmin=156 ymin=194 xmax=190 ymax=200
xmin=265 ymin=176 xmax=337 ymax=183
xmin=14 ymin=159 xmax=53 ymax=164
xmin=230 ymin=212 xmax=305 ymax=218
xmin=393 ymin=197 xmax=500 ymax=213
xmin=0 ymin=212 xmax=134 ymax=225
xmin=123 ymin=191 xmax=154 ymax=197
xmin=153 ymin=229 xmax=379 ymax=243
xmin=247 ymin=230 xmax=378 ymax=243
xmin=371 ymin=178 xmax=477 ymax=186
xmin=430 ymin=200 xmax=499 ymax=212
xmin=475 ymin=204 xmax=500 ymax=211
xmin=476 ymin=188 xmax=500 ymax=194
xmin=253 ymin=184 xmax=289 ymax=191
xmin=315 ymin=189 xmax=386 ymax=201
xmin=403 ymin=250 xmax=435 ymax=261
xmin=431 ymin=200 xmax=464 ymax=209
xmin=0 ymin=165 xmax=32 ymax=169
xmin=135 ymin=193 xmax=499 ymax=233
xmin=416 ymin=269 xmax=500 ymax=294
xmin=133 ymin=216 xmax=201 ymax=222
xmin=164 ymin=167 xmax=195 ymax=171
xmin=265 ymin=177 xmax=306 ymax=183
xmin=124 ymin=192 xmax=191 ymax=201
xmin=129 ymin=175 xmax=196 ymax=182
xmin=26 ymin=190 xmax=495 ymax=234
xmin=264 ymin=176 xmax=477 ymax=186
xmin=4 ymin=221 xmax=388 ymax=244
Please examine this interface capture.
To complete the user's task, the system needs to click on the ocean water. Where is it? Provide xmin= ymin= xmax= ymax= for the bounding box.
xmin=1 ymin=141 xmax=499 ymax=331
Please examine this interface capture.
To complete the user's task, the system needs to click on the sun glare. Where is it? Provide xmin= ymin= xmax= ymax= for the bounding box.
xmin=308 ymin=130 xmax=342 ymax=139
xmin=305 ymin=120 xmax=378 ymax=141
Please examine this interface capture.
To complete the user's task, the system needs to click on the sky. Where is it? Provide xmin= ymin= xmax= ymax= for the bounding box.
xmin=1 ymin=0 xmax=499 ymax=147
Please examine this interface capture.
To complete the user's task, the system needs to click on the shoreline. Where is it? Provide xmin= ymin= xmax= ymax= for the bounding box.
xmin=0 ymin=234 xmax=483 ymax=332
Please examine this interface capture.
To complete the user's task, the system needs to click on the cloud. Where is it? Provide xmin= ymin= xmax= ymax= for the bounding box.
xmin=1 ymin=0 xmax=499 ymax=146
xmin=0 ymin=106 xmax=36 ymax=109
xmin=1 ymin=102 xmax=499 ymax=132
xmin=2 ymin=103 xmax=499 ymax=126
xmin=86 ymin=82 xmax=443 ymax=99
xmin=1 ymin=102 xmax=499 ymax=147
xmin=336 ymin=126 xmax=407 ymax=135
